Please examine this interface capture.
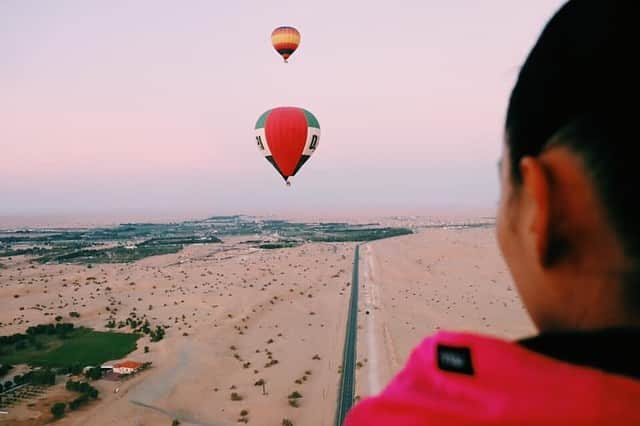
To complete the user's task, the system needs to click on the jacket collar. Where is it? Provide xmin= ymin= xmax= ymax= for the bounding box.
xmin=518 ymin=328 xmax=640 ymax=380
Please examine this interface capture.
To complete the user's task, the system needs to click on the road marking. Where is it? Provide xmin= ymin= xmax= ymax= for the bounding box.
xmin=363 ymin=245 xmax=382 ymax=394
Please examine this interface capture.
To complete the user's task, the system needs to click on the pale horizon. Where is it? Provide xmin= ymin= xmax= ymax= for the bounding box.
xmin=1 ymin=0 xmax=566 ymax=217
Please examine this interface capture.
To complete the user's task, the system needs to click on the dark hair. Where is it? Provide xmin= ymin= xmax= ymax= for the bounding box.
xmin=505 ymin=1 xmax=639 ymax=305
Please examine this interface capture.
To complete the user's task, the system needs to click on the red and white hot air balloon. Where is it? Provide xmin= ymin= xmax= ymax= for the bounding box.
xmin=254 ymin=107 xmax=320 ymax=185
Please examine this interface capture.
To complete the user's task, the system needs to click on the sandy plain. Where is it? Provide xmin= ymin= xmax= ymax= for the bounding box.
xmin=0 ymin=224 xmax=535 ymax=425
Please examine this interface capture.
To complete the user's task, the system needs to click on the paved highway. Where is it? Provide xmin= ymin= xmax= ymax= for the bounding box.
xmin=334 ymin=245 xmax=360 ymax=426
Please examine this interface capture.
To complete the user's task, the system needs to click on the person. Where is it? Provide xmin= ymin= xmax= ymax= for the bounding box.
xmin=344 ymin=1 xmax=640 ymax=425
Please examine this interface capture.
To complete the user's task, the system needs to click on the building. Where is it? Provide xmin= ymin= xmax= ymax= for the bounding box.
xmin=112 ymin=361 xmax=142 ymax=375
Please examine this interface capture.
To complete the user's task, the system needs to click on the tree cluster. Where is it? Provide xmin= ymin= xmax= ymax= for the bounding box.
xmin=0 ymin=322 xmax=75 ymax=347
xmin=65 ymin=380 xmax=99 ymax=410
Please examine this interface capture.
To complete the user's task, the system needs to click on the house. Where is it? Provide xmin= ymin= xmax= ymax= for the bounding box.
xmin=112 ymin=361 xmax=142 ymax=375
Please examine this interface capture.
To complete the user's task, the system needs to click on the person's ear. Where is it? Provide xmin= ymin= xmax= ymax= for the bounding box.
xmin=520 ymin=156 xmax=552 ymax=267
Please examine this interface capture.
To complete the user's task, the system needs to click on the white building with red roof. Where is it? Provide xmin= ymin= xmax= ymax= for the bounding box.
xmin=112 ymin=360 xmax=143 ymax=375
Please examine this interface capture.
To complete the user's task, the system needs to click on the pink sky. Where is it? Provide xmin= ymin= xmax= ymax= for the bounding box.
xmin=0 ymin=0 xmax=566 ymax=217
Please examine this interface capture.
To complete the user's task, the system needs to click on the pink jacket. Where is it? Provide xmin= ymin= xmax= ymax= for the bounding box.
xmin=344 ymin=331 xmax=640 ymax=425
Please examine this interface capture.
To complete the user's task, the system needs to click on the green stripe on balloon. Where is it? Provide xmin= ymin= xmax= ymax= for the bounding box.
xmin=302 ymin=109 xmax=320 ymax=128
xmin=255 ymin=109 xmax=271 ymax=129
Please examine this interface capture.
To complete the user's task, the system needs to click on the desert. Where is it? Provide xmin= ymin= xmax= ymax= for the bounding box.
xmin=1 ymin=216 xmax=534 ymax=426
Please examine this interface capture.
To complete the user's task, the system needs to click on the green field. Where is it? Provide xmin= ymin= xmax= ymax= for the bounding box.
xmin=0 ymin=328 xmax=140 ymax=368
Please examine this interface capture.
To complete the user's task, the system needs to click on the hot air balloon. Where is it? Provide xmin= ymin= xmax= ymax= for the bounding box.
xmin=271 ymin=26 xmax=300 ymax=63
xmin=255 ymin=107 xmax=320 ymax=185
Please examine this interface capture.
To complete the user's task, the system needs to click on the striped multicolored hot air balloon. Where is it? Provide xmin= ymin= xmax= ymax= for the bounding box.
xmin=255 ymin=107 xmax=320 ymax=185
xmin=271 ymin=26 xmax=300 ymax=63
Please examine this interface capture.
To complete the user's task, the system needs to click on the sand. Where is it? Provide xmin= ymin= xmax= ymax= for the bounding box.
xmin=1 ymin=238 xmax=355 ymax=425
xmin=1 ymin=224 xmax=534 ymax=425
xmin=354 ymin=227 xmax=535 ymax=398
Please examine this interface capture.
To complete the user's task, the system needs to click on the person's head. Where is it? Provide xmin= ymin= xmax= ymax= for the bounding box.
xmin=497 ymin=0 xmax=640 ymax=332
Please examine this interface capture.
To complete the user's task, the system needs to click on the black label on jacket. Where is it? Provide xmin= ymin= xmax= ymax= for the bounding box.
xmin=437 ymin=344 xmax=474 ymax=376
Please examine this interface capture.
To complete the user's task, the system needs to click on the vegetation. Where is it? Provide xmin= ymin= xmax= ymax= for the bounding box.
xmin=149 ymin=325 xmax=166 ymax=342
xmin=0 ymin=363 xmax=12 ymax=377
xmin=0 ymin=323 xmax=139 ymax=368
xmin=12 ymin=368 xmax=56 ymax=386
xmin=259 ymin=241 xmax=301 ymax=250
xmin=85 ymin=367 xmax=102 ymax=380
xmin=0 ymin=383 xmax=48 ymax=410
xmin=230 ymin=392 xmax=243 ymax=401
xmin=66 ymin=380 xmax=99 ymax=410
xmin=0 ymin=217 xmax=414 ymax=264
xmin=51 ymin=402 xmax=66 ymax=418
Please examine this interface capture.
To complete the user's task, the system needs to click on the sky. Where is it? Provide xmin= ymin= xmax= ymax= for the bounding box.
xmin=0 ymin=0 xmax=567 ymax=218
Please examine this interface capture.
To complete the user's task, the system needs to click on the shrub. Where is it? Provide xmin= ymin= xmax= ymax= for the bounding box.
xmin=21 ymin=368 xmax=56 ymax=385
xmin=68 ymin=394 xmax=89 ymax=410
xmin=282 ymin=420 xmax=293 ymax=426
xmin=150 ymin=325 xmax=165 ymax=342
xmin=288 ymin=391 xmax=302 ymax=399
xmin=230 ymin=392 xmax=243 ymax=401
xmin=85 ymin=367 xmax=102 ymax=380
xmin=51 ymin=402 xmax=66 ymax=418
xmin=66 ymin=380 xmax=99 ymax=399
xmin=0 ymin=364 xmax=13 ymax=376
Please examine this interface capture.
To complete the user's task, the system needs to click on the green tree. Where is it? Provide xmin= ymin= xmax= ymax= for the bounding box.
xmin=86 ymin=367 xmax=102 ymax=381
xmin=51 ymin=402 xmax=66 ymax=418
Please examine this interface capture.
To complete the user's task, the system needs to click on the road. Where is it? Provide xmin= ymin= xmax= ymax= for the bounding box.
xmin=334 ymin=245 xmax=360 ymax=426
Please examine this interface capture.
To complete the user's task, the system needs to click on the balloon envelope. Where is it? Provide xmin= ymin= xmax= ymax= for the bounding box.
xmin=255 ymin=107 xmax=320 ymax=183
xmin=271 ymin=26 xmax=300 ymax=62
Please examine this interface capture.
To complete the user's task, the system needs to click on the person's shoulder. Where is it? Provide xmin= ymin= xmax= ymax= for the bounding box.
xmin=345 ymin=330 xmax=640 ymax=426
